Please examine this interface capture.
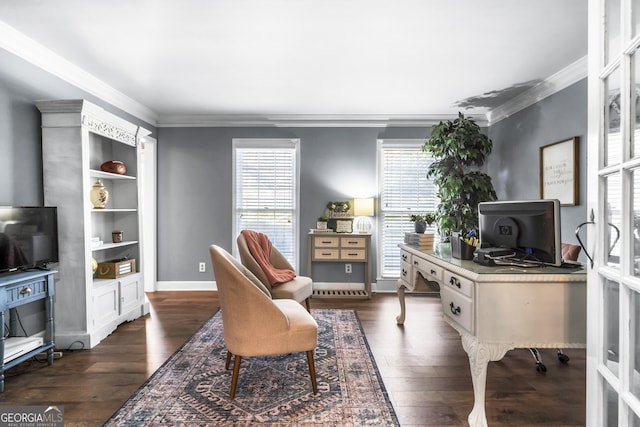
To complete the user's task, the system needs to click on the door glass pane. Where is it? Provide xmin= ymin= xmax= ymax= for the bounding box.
xmin=607 ymin=0 xmax=621 ymax=63
xmin=606 ymin=173 xmax=622 ymax=267
xmin=635 ymin=169 xmax=640 ymax=277
xmin=632 ymin=412 xmax=640 ymax=426
xmin=605 ymin=278 xmax=620 ymax=377
xmin=606 ymin=381 xmax=619 ymax=426
xmin=632 ymin=290 xmax=640 ymax=400
xmin=635 ymin=0 xmax=640 ymax=38
xmin=634 ymin=48 xmax=640 ymax=159
xmin=606 ymin=69 xmax=622 ymax=167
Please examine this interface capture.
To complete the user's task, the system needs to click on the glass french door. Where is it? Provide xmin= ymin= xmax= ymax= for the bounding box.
xmin=587 ymin=0 xmax=640 ymax=425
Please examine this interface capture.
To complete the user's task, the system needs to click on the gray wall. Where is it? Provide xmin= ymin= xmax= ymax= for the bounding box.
xmin=0 ymin=81 xmax=43 ymax=206
xmin=0 ymin=46 xmax=589 ymax=288
xmin=157 ymin=126 xmax=430 ymax=282
xmin=488 ymin=78 xmax=588 ymax=258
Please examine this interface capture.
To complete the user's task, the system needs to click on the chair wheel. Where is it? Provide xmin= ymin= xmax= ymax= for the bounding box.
xmin=557 ymin=353 xmax=570 ymax=363
xmin=536 ymin=362 xmax=547 ymax=373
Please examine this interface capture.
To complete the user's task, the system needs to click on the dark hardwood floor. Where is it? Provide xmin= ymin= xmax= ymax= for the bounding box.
xmin=0 ymin=291 xmax=586 ymax=426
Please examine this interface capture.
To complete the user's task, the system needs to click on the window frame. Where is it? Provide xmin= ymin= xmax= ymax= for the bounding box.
xmin=232 ymin=138 xmax=301 ymax=269
xmin=377 ymin=138 xmax=437 ymax=280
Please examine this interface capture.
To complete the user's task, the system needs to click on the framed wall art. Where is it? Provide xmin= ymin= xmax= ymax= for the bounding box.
xmin=539 ymin=136 xmax=579 ymax=206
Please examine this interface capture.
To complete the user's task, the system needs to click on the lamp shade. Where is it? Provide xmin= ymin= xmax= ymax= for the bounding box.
xmin=353 ymin=198 xmax=374 ymax=217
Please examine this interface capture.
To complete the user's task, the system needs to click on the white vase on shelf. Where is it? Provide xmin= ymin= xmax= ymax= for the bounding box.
xmin=90 ymin=179 xmax=109 ymax=209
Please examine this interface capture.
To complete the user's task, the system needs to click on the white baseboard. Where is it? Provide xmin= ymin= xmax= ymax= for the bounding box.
xmin=374 ymin=278 xmax=401 ymax=293
xmin=154 ymin=279 xmax=400 ymax=294
xmin=156 ymin=281 xmax=217 ymax=291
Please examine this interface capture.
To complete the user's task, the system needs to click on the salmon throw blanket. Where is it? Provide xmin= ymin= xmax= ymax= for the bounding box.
xmin=241 ymin=230 xmax=296 ymax=286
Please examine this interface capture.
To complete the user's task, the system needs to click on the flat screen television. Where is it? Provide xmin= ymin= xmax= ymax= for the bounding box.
xmin=0 ymin=206 xmax=59 ymax=273
xmin=478 ymin=199 xmax=562 ymax=267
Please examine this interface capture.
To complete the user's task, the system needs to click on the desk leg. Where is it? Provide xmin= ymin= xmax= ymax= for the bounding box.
xmin=396 ymin=280 xmax=407 ymax=325
xmin=461 ymin=334 xmax=512 ymax=427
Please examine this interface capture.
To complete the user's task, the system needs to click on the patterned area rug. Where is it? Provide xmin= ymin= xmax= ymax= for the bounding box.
xmin=104 ymin=309 xmax=399 ymax=426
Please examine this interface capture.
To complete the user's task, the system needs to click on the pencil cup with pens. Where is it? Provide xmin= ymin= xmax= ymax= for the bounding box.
xmin=451 ymin=230 xmax=477 ymax=260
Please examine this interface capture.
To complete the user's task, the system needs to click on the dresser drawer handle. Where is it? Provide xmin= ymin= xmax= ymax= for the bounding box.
xmin=346 ymin=252 xmax=359 ymax=256
xmin=321 ymin=252 xmax=333 ymax=256
xmin=401 ymin=254 xmax=408 ymax=261
xmin=449 ymin=277 xmax=461 ymax=288
xmin=320 ymin=240 xmax=333 ymax=244
xmin=430 ymin=269 xmax=436 ymax=275
xmin=20 ymin=287 xmax=33 ymax=295
xmin=413 ymin=260 xmax=419 ymax=266
xmin=449 ymin=302 xmax=461 ymax=315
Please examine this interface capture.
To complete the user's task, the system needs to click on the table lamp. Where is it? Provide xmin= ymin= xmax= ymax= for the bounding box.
xmin=353 ymin=198 xmax=374 ymax=233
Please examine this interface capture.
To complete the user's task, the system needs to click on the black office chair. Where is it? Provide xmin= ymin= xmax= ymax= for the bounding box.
xmin=528 ymin=243 xmax=581 ymax=372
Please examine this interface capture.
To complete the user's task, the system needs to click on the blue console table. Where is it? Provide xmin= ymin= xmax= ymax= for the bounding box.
xmin=0 ymin=269 xmax=56 ymax=392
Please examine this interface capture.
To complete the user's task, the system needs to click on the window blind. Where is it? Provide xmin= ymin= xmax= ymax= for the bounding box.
xmin=378 ymin=140 xmax=437 ymax=277
xmin=234 ymin=140 xmax=298 ymax=267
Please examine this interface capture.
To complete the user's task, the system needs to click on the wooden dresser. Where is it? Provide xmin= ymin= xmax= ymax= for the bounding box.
xmin=308 ymin=232 xmax=371 ymax=298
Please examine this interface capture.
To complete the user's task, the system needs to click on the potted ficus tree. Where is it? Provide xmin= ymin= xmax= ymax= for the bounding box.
xmin=423 ymin=112 xmax=497 ymax=259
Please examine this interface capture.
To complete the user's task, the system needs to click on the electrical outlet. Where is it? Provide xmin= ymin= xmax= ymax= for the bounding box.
xmin=345 ymin=264 xmax=352 ymax=274
xmin=199 ymin=262 xmax=206 ymax=273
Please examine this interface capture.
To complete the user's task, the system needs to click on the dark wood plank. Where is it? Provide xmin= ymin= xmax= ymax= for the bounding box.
xmin=0 ymin=292 xmax=585 ymax=426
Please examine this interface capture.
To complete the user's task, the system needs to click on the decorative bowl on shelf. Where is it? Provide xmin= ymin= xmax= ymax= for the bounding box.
xmin=100 ymin=160 xmax=126 ymax=175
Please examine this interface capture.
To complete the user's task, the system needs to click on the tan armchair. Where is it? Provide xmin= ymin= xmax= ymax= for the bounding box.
xmin=209 ymin=245 xmax=318 ymax=399
xmin=237 ymin=231 xmax=313 ymax=311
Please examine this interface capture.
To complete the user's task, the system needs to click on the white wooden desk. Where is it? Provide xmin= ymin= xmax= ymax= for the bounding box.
xmin=398 ymin=244 xmax=586 ymax=427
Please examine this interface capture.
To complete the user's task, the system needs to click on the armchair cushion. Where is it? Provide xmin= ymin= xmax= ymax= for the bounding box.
xmin=271 ymin=276 xmax=313 ymax=302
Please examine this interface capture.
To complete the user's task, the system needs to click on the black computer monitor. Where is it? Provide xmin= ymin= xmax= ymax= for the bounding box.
xmin=478 ymin=199 xmax=562 ymax=267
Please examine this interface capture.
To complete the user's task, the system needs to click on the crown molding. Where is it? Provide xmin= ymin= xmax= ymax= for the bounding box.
xmin=156 ymin=113 xmax=489 ymax=128
xmin=487 ymin=55 xmax=587 ymax=125
xmin=1 ymin=19 xmax=585 ymax=129
xmin=0 ymin=21 xmax=158 ymax=126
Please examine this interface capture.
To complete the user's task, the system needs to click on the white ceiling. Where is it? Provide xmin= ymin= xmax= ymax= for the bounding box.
xmin=0 ymin=0 xmax=588 ymax=126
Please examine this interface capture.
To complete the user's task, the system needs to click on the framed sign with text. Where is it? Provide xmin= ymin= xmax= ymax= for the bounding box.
xmin=539 ymin=137 xmax=579 ymax=206
xmin=335 ymin=219 xmax=353 ymax=233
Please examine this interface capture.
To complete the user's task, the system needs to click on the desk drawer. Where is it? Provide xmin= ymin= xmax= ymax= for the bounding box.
xmin=443 ymin=271 xmax=473 ymax=298
xmin=340 ymin=236 xmax=366 ymax=248
xmin=314 ymin=248 xmax=340 ymax=260
xmin=340 ymin=249 xmax=366 ymax=260
xmin=6 ymin=278 xmax=48 ymax=306
xmin=441 ymin=286 xmax=473 ymax=334
xmin=412 ymin=256 xmax=443 ymax=282
xmin=400 ymin=249 xmax=411 ymax=265
xmin=314 ymin=237 xmax=339 ymax=247
xmin=400 ymin=259 xmax=411 ymax=282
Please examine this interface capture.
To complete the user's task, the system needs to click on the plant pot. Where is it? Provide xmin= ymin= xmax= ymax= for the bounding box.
xmin=414 ymin=221 xmax=426 ymax=234
xmin=451 ymin=232 xmax=475 ymax=260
